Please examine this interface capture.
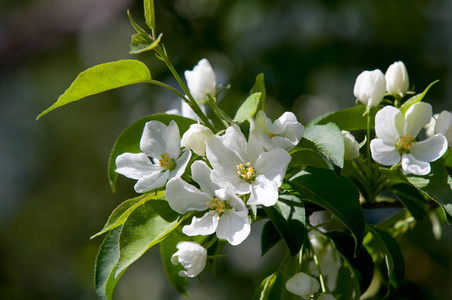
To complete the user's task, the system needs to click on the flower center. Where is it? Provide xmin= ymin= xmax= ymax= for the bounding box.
xmin=397 ymin=135 xmax=415 ymax=153
xmin=207 ymin=198 xmax=229 ymax=219
xmin=269 ymin=133 xmax=279 ymax=139
xmin=159 ymin=152 xmax=176 ymax=171
xmin=237 ymin=162 xmax=256 ymax=182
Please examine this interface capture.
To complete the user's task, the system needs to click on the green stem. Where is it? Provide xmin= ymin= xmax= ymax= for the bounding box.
xmin=367 ymin=111 xmax=372 ymax=167
xmin=145 ymin=79 xmax=188 ymax=101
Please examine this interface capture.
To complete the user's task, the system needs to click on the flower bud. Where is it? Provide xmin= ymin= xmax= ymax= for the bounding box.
xmin=181 ymin=124 xmax=214 ymax=156
xmin=184 ymin=58 xmax=216 ymax=102
xmin=285 ymin=272 xmax=320 ymax=298
xmin=171 ymin=241 xmax=207 ymax=277
xmin=385 ymin=61 xmax=409 ymax=97
xmin=433 ymin=110 xmax=452 ymax=145
xmin=353 ymin=69 xmax=386 ymax=109
xmin=342 ymin=130 xmax=360 ymax=160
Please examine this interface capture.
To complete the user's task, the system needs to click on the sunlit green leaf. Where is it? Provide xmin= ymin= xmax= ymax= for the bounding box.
xmin=307 ymin=105 xmax=377 ymax=131
xmin=114 ymin=200 xmax=183 ymax=277
xmin=91 ymin=191 xmax=165 ymax=239
xmin=289 ymin=168 xmax=364 ymax=255
xmin=144 ymin=0 xmax=155 ymax=31
xmin=365 ymin=225 xmax=405 ymax=299
xmin=108 ymin=114 xmax=196 ymax=192
xmin=263 ymin=187 xmax=306 ymax=256
xmin=399 ymin=80 xmax=439 ymax=115
xmin=250 ymin=73 xmax=266 ymax=112
xmin=94 ymin=226 xmax=122 ymax=300
xmin=303 ymin=123 xmax=345 ymax=168
xmin=233 ymin=92 xmax=261 ymax=123
xmin=37 ymin=60 xmax=152 ymax=119
xmin=129 ymin=32 xmax=162 ymax=54
xmin=253 ymin=267 xmax=284 ymax=300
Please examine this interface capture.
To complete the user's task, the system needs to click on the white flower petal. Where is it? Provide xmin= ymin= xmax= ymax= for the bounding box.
xmin=248 ymin=176 xmax=279 ymax=207
xmin=165 ymin=177 xmax=211 ymax=214
xmin=183 ymin=212 xmax=218 ymax=236
xmin=370 ymin=139 xmax=401 ymax=165
xmin=404 ymin=102 xmax=432 ymax=137
xmin=135 ymin=170 xmax=169 ymax=193
xmin=401 ymin=153 xmax=431 ymax=175
xmin=246 ymin=133 xmax=265 ymax=165
xmin=385 ymin=61 xmax=409 ymax=97
xmin=411 ymin=134 xmax=447 ymax=162
xmin=206 ymin=135 xmax=242 ymax=177
xmin=285 ymin=272 xmax=320 ymax=298
xmin=215 ymin=189 xmax=247 ymax=212
xmin=115 ymin=152 xmax=160 ymax=180
xmin=171 ymin=241 xmax=207 ymax=277
xmin=165 ymin=120 xmax=181 ymax=159
xmin=140 ymin=120 xmax=168 ymax=157
xmin=184 ymin=58 xmax=216 ymax=102
xmin=374 ymin=106 xmax=404 ymax=141
xmin=434 ymin=110 xmax=452 ymax=143
xmin=216 ymin=210 xmax=250 ymax=246
xmin=221 ymin=125 xmax=250 ymax=163
xmin=171 ymin=148 xmax=191 ymax=179
xmin=191 ymin=161 xmax=218 ymax=196
xmin=254 ymin=148 xmax=291 ymax=185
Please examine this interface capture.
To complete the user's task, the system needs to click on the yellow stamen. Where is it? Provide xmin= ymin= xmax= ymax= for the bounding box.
xmin=237 ymin=162 xmax=256 ymax=181
xmin=159 ymin=152 xmax=176 ymax=171
xmin=398 ymin=135 xmax=415 ymax=152
xmin=269 ymin=133 xmax=279 ymax=139
xmin=208 ymin=198 xmax=227 ymax=215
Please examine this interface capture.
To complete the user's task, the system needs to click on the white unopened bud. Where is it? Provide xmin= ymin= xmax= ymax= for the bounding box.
xmin=285 ymin=272 xmax=320 ymax=298
xmin=385 ymin=61 xmax=409 ymax=97
xmin=181 ymin=124 xmax=214 ymax=156
xmin=342 ymin=130 xmax=360 ymax=160
xmin=184 ymin=58 xmax=217 ymax=102
xmin=353 ymin=69 xmax=386 ymax=109
xmin=171 ymin=241 xmax=207 ymax=277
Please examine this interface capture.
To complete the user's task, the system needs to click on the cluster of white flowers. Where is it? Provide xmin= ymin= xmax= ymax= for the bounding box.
xmin=115 ymin=58 xmax=305 ymax=277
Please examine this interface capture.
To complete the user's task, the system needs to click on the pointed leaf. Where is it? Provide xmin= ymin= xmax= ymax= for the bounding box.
xmin=307 ymin=105 xmax=377 ymax=131
xmin=37 ymin=60 xmax=152 ymax=119
xmin=365 ymin=225 xmax=405 ymax=299
xmin=108 ymin=114 xmax=195 ymax=192
xmin=233 ymin=92 xmax=261 ymax=123
xmin=391 ymin=183 xmax=428 ymax=221
xmin=144 ymin=0 xmax=155 ymax=31
xmin=261 ymin=221 xmax=282 ymax=256
xmin=94 ymin=226 xmax=122 ymax=300
xmin=303 ymin=123 xmax=344 ymax=168
xmin=250 ymin=73 xmax=266 ymax=112
xmin=289 ymin=147 xmax=330 ymax=169
xmin=289 ymin=168 xmax=364 ymax=255
xmin=406 ymin=162 xmax=452 ymax=223
xmin=253 ymin=268 xmax=285 ymax=300
xmin=129 ymin=32 xmax=162 ymax=54
xmin=114 ymin=200 xmax=183 ymax=277
xmin=399 ymin=80 xmax=439 ymax=115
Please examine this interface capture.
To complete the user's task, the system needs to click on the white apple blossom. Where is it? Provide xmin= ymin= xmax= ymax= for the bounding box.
xmin=370 ymin=103 xmax=447 ymax=175
xmin=342 ymin=130 xmax=360 ymax=160
xmin=181 ymin=123 xmax=214 ymax=156
xmin=171 ymin=241 xmax=207 ymax=277
xmin=185 ymin=58 xmax=216 ymax=103
xmin=426 ymin=111 xmax=452 ymax=145
xmin=165 ymin=161 xmax=251 ymax=245
xmin=115 ymin=120 xmax=191 ymax=193
xmin=385 ymin=61 xmax=409 ymax=98
xmin=205 ymin=125 xmax=291 ymax=207
xmin=250 ymin=110 xmax=304 ymax=151
xmin=285 ymin=272 xmax=320 ymax=298
xmin=354 ymin=69 xmax=386 ymax=109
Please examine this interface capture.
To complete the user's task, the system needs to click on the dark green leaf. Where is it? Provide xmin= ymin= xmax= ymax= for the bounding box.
xmin=233 ymin=92 xmax=261 ymax=123
xmin=94 ymin=226 xmax=122 ymax=300
xmin=307 ymin=105 xmax=376 ymax=131
xmin=253 ymin=268 xmax=285 ymax=300
xmin=289 ymin=168 xmax=364 ymax=255
xmin=91 ymin=191 xmax=164 ymax=239
xmin=261 ymin=221 xmax=282 ymax=256
xmin=406 ymin=162 xmax=452 ymax=223
xmin=289 ymin=147 xmax=330 ymax=169
xmin=327 ymin=231 xmax=374 ymax=295
xmin=365 ymin=225 xmax=405 ymax=299
xmin=108 ymin=114 xmax=196 ymax=192
xmin=250 ymin=73 xmax=266 ymax=112
xmin=391 ymin=183 xmax=428 ymax=221
xmin=129 ymin=32 xmax=162 ymax=54
xmin=399 ymin=80 xmax=439 ymax=115
xmin=114 ymin=200 xmax=183 ymax=277
xmin=303 ymin=123 xmax=344 ymax=168
xmin=37 ymin=60 xmax=152 ymax=120
xmin=263 ymin=189 xmax=306 ymax=256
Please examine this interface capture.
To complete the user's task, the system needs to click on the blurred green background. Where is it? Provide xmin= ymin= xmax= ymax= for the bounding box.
xmin=1 ymin=0 xmax=452 ymax=299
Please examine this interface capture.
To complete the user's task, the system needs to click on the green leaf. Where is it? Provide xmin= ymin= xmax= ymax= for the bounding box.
xmin=233 ymin=92 xmax=261 ymax=123
xmin=365 ymin=225 xmax=405 ymax=299
xmin=261 ymin=221 xmax=282 ymax=256
xmin=129 ymin=32 xmax=163 ymax=54
xmin=37 ymin=60 xmax=152 ymax=119
xmin=391 ymin=183 xmax=428 ymax=221
xmin=114 ymin=200 xmax=183 ymax=277
xmin=289 ymin=168 xmax=364 ymax=255
xmin=307 ymin=105 xmax=377 ymax=131
xmin=91 ymin=191 xmax=164 ymax=239
xmin=127 ymin=9 xmax=149 ymax=36
xmin=144 ymin=0 xmax=155 ymax=31
xmin=303 ymin=123 xmax=345 ymax=168
xmin=263 ymin=187 xmax=306 ymax=256
xmin=399 ymin=80 xmax=439 ymax=115
xmin=406 ymin=162 xmax=452 ymax=223
xmin=250 ymin=73 xmax=266 ymax=112
xmin=94 ymin=226 xmax=122 ymax=300
xmin=108 ymin=114 xmax=196 ymax=192
xmin=253 ymin=268 xmax=285 ymax=300
xmin=327 ymin=231 xmax=374 ymax=295
xmin=289 ymin=147 xmax=330 ymax=170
